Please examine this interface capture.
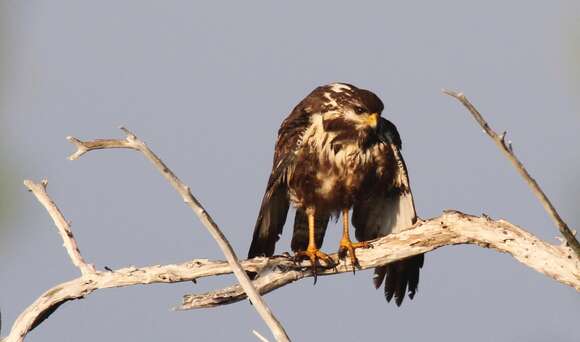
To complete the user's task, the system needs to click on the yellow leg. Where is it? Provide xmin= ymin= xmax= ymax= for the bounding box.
xmin=338 ymin=208 xmax=370 ymax=271
xmin=294 ymin=208 xmax=335 ymax=283
xmin=307 ymin=211 xmax=316 ymax=251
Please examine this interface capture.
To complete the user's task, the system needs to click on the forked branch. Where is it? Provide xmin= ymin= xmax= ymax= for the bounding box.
xmin=67 ymin=128 xmax=289 ymax=342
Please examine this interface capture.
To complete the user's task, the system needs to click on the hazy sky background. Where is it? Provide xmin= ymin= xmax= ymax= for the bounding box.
xmin=1 ymin=1 xmax=579 ymax=341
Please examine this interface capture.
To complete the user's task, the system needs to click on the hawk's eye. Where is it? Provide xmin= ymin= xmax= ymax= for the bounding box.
xmin=354 ymin=106 xmax=365 ymax=114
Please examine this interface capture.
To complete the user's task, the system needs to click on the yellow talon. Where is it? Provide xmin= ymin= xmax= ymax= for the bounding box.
xmin=339 ymin=208 xmax=370 ymax=271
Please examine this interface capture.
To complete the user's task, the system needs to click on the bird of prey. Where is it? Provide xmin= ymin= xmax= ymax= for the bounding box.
xmin=248 ymin=83 xmax=424 ymax=305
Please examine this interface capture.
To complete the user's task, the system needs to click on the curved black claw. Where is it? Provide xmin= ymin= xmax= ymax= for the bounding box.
xmin=338 ymin=240 xmax=370 ymax=274
xmin=294 ymin=249 xmax=335 ymax=284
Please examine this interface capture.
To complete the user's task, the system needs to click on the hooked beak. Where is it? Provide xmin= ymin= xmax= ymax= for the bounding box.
xmin=365 ymin=113 xmax=379 ymax=128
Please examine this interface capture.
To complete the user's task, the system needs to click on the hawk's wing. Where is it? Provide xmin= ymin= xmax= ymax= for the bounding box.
xmin=248 ymin=105 xmax=310 ymax=258
xmin=352 ymin=118 xmax=424 ymax=306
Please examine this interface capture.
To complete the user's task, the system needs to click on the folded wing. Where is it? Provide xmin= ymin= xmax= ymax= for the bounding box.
xmin=352 ymin=118 xmax=424 ymax=306
xmin=248 ymin=105 xmax=311 ymax=259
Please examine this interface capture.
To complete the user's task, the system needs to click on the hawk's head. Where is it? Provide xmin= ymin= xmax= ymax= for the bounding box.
xmin=302 ymin=83 xmax=384 ymax=134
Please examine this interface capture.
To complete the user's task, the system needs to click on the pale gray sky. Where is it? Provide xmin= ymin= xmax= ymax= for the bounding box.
xmin=1 ymin=1 xmax=579 ymax=341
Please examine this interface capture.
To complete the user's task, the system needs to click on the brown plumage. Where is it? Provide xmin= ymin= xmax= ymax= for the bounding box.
xmin=248 ymin=83 xmax=424 ymax=305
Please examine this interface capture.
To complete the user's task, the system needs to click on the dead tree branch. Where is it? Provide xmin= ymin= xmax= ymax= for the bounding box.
xmin=443 ymin=90 xmax=580 ymax=258
xmin=67 ymin=128 xmax=290 ymax=342
xmin=4 ymin=210 xmax=578 ymax=342
xmin=179 ymin=211 xmax=579 ymax=309
xmin=23 ymin=180 xmax=96 ymax=275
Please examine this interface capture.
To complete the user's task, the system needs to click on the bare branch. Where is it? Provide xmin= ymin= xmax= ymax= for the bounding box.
xmin=443 ymin=90 xmax=580 ymax=258
xmin=23 ymin=179 xmax=96 ymax=275
xmin=4 ymin=211 xmax=578 ymax=342
xmin=253 ymin=330 xmax=271 ymax=342
xmin=66 ymin=136 xmax=136 ymax=160
xmin=4 ymin=257 xmax=276 ymax=342
xmin=178 ymin=211 xmax=580 ymax=309
xmin=66 ymin=128 xmax=290 ymax=342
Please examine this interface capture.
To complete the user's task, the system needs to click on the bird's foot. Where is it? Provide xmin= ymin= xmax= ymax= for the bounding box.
xmin=338 ymin=239 xmax=370 ymax=273
xmin=294 ymin=247 xmax=335 ymax=284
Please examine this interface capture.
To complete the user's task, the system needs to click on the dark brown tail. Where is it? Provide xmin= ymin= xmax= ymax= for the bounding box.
xmin=374 ymin=254 xmax=424 ymax=306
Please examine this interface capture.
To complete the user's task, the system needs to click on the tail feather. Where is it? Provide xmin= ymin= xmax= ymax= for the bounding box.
xmin=373 ymin=266 xmax=388 ymax=289
xmin=378 ymin=255 xmax=424 ymax=306
xmin=407 ymin=254 xmax=424 ymax=299
xmin=383 ymin=265 xmax=399 ymax=304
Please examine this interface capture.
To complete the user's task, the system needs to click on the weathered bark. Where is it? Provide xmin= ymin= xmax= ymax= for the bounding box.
xmin=4 ymin=211 xmax=578 ymax=342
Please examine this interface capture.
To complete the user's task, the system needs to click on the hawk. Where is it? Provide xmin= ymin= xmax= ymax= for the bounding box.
xmin=248 ymin=83 xmax=424 ymax=305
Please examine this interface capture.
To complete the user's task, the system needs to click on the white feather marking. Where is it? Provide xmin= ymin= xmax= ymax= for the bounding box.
xmin=362 ymin=191 xmax=415 ymax=239
xmin=322 ymin=84 xmax=353 ymax=108
xmin=316 ymin=175 xmax=336 ymax=196
xmin=330 ymin=83 xmax=352 ymax=92
xmin=383 ymin=192 xmax=416 ymax=234
xmin=391 ymin=143 xmax=410 ymax=189
xmin=323 ymin=92 xmax=338 ymax=107
xmin=302 ymin=115 xmax=328 ymax=150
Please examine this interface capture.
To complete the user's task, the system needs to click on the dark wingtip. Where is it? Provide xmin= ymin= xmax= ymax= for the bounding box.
xmin=248 ymin=240 xmax=270 ymax=261
xmin=395 ymin=295 xmax=404 ymax=307
xmin=407 ymin=254 xmax=424 ymax=300
xmin=393 ymin=274 xmax=408 ymax=307
xmin=385 ymin=290 xmax=394 ymax=303
xmin=381 ymin=254 xmax=424 ymax=306
xmin=384 ymin=264 xmax=398 ymax=303
xmin=373 ymin=266 xmax=387 ymax=289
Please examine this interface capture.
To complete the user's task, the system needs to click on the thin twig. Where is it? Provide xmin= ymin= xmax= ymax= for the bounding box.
xmin=253 ymin=330 xmax=271 ymax=342
xmin=23 ymin=179 xmax=96 ymax=275
xmin=66 ymin=127 xmax=290 ymax=342
xmin=66 ymin=137 xmax=136 ymax=160
xmin=443 ymin=90 xmax=580 ymax=258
